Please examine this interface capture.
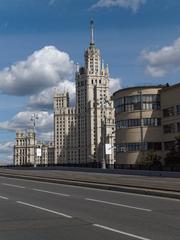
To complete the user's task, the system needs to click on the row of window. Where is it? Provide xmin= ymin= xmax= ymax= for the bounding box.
xmin=163 ymin=122 xmax=180 ymax=134
xmin=163 ymin=105 xmax=180 ymax=117
xmin=117 ymin=140 xmax=180 ymax=152
xmin=116 ymin=118 xmax=161 ymax=129
xmin=117 ymin=142 xmax=162 ymax=152
xmin=115 ymin=94 xmax=161 ymax=113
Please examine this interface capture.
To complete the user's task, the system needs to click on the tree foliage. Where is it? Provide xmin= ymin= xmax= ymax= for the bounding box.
xmin=164 ymin=135 xmax=180 ymax=167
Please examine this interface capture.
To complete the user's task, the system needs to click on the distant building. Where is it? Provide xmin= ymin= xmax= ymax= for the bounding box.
xmin=14 ymin=130 xmax=36 ymax=166
xmin=113 ymin=84 xmax=180 ymax=165
xmin=48 ymin=141 xmax=55 ymax=165
xmin=14 ymin=130 xmax=53 ymax=166
xmin=36 ymin=142 xmax=48 ymax=166
xmin=54 ymin=20 xmax=116 ymax=167
xmin=54 ymin=92 xmax=77 ymax=165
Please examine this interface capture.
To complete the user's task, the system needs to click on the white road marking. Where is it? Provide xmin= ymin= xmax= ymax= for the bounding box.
xmin=0 ymin=195 xmax=8 ymax=200
xmin=32 ymin=188 xmax=70 ymax=197
xmin=1 ymin=176 xmax=180 ymax=202
xmin=93 ymin=224 xmax=151 ymax=240
xmin=16 ymin=201 xmax=72 ymax=219
xmin=2 ymin=183 xmax=25 ymax=189
xmin=85 ymin=198 xmax=152 ymax=212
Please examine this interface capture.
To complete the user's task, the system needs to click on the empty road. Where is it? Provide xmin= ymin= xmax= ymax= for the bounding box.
xmin=0 ymin=175 xmax=180 ymax=240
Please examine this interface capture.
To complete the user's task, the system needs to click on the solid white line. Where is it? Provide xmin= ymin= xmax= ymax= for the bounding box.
xmin=32 ymin=188 xmax=70 ymax=197
xmin=85 ymin=198 xmax=152 ymax=212
xmin=2 ymin=183 xmax=25 ymax=189
xmin=16 ymin=201 xmax=72 ymax=219
xmin=1 ymin=176 xmax=180 ymax=202
xmin=93 ymin=224 xmax=151 ymax=240
xmin=0 ymin=195 xmax=8 ymax=200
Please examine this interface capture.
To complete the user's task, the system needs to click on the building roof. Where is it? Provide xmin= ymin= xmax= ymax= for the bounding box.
xmin=113 ymin=84 xmax=167 ymax=96
xmin=160 ymin=82 xmax=180 ymax=93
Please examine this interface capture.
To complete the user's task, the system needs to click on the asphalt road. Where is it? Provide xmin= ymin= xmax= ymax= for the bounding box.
xmin=0 ymin=176 xmax=180 ymax=240
xmin=1 ymin=168 xmax=180 ymax=192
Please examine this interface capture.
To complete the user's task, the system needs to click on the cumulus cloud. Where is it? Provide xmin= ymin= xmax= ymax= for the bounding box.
xmin=91 ymin=0 xmax=146 ymax=12
xmin=0 ymin=46 xmax=75 ymax=96
xmin=28 ymin=80 xmax=76 ymax=110
xmin=141 ymin=37 xmax=180 ymax=77
xmin=109 ymin=77 xmax=122 ymax=94
xmin=0 ymin=141 xmax=14 ymax=165
xmin=0 ymin=111 xmax=53 ymax=164
xmin=0 ymin=141 xmax=14 ymax=154
xmin=0 ymin=111 xmax=53 ymax=137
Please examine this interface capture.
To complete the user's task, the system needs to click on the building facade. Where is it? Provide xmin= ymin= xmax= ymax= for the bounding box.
xmin=161 ymin=83 xmax=180 ymax=158
xmin=54 ymin=21 xmax=116 ymax=167
xmin=48 ymin=141 xmax=55 ymax=165
xmin=113 ymin=84 xmax=180 ymax=165
xmin=113 ymin=86 xmax=163 ymax=165
xmin=54 ymin=92 xmax=77 ymax=165
xmin=14 ymin=130 xmax=52 ymax=166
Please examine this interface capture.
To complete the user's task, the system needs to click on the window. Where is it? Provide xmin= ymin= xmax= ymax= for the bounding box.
xmin=116 ymin=118 xmax=161 ymax=129
xmin=115 ymin=94 xmax=160 ymax=113
xmin=147 ymin=142 xmax=162 ymax=151
xmin=163 ymin=107 xmax=174 ymax=117
xmin=176 ymin=105 xmax=180 ymax=115
xmin=117 ymin=142 xmax=162 ymax=152
xmin=163 ymin=124 xmax=175 ymax=134
xmin=177 ymin=122 xmax=180 ymax=132
xmin=143 ymin=118 xmax=161 ymax=126
xmin=164 ymin=141 xmax=175 ymax=151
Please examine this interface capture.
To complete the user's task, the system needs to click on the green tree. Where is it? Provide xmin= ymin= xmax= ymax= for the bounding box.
xmin=164 ymin=135 xmax=180 ymax=167
xmin=138 ymin=150 xmax=161 ymax=168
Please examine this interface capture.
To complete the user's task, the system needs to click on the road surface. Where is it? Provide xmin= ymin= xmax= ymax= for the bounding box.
xmin=0 ymin=176 xmax=179 ymax=240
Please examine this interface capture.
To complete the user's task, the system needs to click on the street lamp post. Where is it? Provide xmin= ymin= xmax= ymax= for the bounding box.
xmin=101 ymin=115 xmax=106 ymax=169
xmin=137 ymin=89 xmax=144 ymax=151
xmin=31 ymin=113 xmax=38 ymax=167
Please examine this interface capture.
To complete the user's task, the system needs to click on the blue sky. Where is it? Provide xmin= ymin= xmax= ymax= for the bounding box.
xmin=0 ymin=0 xmax=180 ymax=164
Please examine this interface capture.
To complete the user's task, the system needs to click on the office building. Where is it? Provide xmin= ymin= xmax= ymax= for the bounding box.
xmin=113 ymin=84 xmax=180 ymax=165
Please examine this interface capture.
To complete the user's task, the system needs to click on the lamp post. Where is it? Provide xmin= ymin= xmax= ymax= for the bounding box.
xmin=31 ymin=113 xmax=38 ymax=167
xmin=100 ymin=97 xmax=113 ymax=169
xmin=137 ymin=89 xmax=143 ymax=150
xmin=101 ymin=114 xmax=106 ymax=169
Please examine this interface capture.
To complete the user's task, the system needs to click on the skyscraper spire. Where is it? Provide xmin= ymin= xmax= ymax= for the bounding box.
xmin=90 ymin=19 xmax=94 ymax=45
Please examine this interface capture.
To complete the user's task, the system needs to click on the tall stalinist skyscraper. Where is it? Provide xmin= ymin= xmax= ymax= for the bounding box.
xmin=54 ymin=20 xmax=116 ymax=167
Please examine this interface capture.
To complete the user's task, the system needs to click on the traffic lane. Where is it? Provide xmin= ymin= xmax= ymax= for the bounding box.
xmin=1 ymin=175 xmax=180 ymax=214
xmin=0 ymin=181 xmax=180 ymax=240
xmin=1 ymin=169 xmax=180 ymax=191
xmin=0 ymin=198 xmax=124 ymax=240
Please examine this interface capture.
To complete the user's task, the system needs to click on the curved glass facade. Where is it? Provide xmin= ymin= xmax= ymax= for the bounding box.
xmin=115 ymin=94 xmax=160 ymax=113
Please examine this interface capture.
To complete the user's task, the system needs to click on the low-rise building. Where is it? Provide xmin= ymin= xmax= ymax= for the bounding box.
xmin=160 ymin=83 xmax=180 ymax=158
xmin=113 ymin=85 xmax=163 ymax=165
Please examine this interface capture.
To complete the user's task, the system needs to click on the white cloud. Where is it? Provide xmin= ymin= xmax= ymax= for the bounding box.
xmin=28 ymin=80 xmax=76 ymax=110
xmin=0 ymin=46 xmax=75 ymax=96
xmin=0 ymin=111 xmax=53 ymax=138
xmin=49 ymin=0 xmax=56 ymax=6
xmin=141 ymin=37 xmax=180 ymax=77
xmin=0 ymin=141 xmax=14 ymax=154
xmin=91 ymin=0 xmax=146 ymax=12
xmin=0 ymin=111 xmax=53 ymax=165
xmin=0 ymin=141 xmax=14 ymax=165
xmin=109 ymin=77 xmax=122 ymax=94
